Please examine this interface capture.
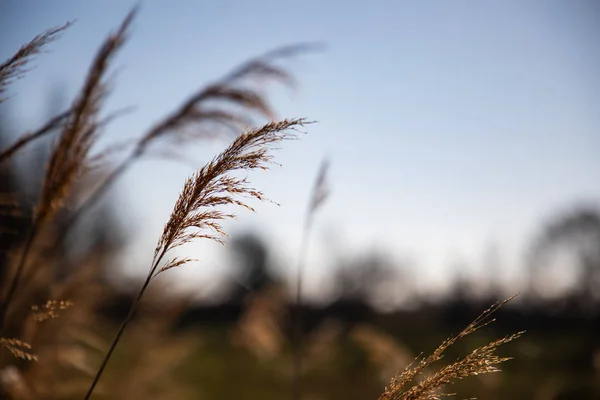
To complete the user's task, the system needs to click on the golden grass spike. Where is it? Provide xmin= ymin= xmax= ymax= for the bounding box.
xmin=31 ymin=299 xmax=74 ymax=322
xmin=158 ymin=257 xmax=196 ymax=274
xmin=0 ymin=337 xmax=37 ymax=361
xmin=38 ymin=42 xmax=313 ymax=254
xmin=379 ymin=296 xmax=523 ymax=400
xmin=152 ymin=118 xmax=306 ymax=278
xmin=0 ymin=22 xmax=72 ymax=102
xmin=84 ymin=118 xmax=306 ymax=400
xmin=35 ymin=9 xmax=134 ymax=223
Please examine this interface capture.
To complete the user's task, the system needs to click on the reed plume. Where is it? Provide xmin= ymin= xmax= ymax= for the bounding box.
xmin=0 ymin=22 xmax=72 ymax=164
xmin=0 ymin=10 xmax=134 ymax=336
xmin=379 ymin=296 xmax=523 ymax=400
xmin=7 ymin=26 xmax=316 ymax=306
xmin=0 ymin=338 xmax=36 ymax=362
xmin=0 ymin=22 xmax=73 ymax=164
xmin=60 ymin=42 xmax=315 ymax=239
xmin=30 ymin=300 xmax=73 ymax=322
xmin=35 ymin=11 xmax=133 ymax=223
xmin=83 ymin=118 xmax=307 ymax=400
xmin=135 ymin=45 xmax=304 ymax=153
xmin=0 ymin=22 xmax=71 ymax=103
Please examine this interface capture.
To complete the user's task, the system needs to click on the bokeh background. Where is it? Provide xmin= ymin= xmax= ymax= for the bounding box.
xmin=1 ymin=1 xmax=599 ymax=399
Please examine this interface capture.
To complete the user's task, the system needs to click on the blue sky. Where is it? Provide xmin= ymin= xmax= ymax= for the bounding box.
xmin=1 ymin=1 xmax=599 ymax=302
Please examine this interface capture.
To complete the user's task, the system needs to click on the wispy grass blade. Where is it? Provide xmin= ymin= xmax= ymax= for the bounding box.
xmin=136 ymin=43 xmax=315 ymax=153
xmin=0 ymin=22 xmax=72 ymax=103
xmin=379 ymin=295 xmax=523 ymax=400
xmin=54 ymin=42 xmax=315 ymax=258
xmin=292 ymin=157 xmax=330 ymax=400
xmin=35 ymin=9 xmax=134 ymax=223
xmin=0 ymin=110 xmax=71 ymax=165
xmin=0 ymin=9 xmax=134 ymax=337
xmin=83 ymin=118 xmax=307 ymax=400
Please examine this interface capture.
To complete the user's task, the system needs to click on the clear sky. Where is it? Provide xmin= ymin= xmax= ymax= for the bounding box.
xmin=1 ymin=1 xmax=599 ymax=303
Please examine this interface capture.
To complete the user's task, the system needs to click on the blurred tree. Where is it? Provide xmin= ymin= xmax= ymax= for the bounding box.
xmin=480 ymin=242 xmax=505 ymax=301
xmin=529 ymin=206 xmax=600 ymax=308
xmin=332 ymin=251 xmax=398 ymax=308
xmin=226 ymin=232 xmax=278 ymax=302
xmin=447 ymin=259 xmax=475 ymax=303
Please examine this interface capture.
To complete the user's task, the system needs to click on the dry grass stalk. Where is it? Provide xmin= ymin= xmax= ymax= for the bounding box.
xmin=152 ymin=118 xmax=305 ymax=270
xmin=60 ymin=42 xmax=313 ymax=242
xmin=83 ymin=118 xmax=306 ymax=400
xmin=30 ymin=300 xmax=73 ymax=322
xmin=0 ymin=22 xmax=71 ymax=103
xmin=292 ymin=157 xmax=329 ymax=400
xmin=14 ymin=256 xmax=117 ymax=399
xmin=136 ymin=43 xmax=319 ymax=156
xmin=0 ymin=338 xmax=36 ymax=361
xmin=0 ymin=110 xmax=71 ymax=165
xmin=0 ymin=9 xmax=134 ymax=336
xmin=106 ymin=293 xmax=198 ymax=400
xmin=379 ymin=296 xmax=524 ymax=400
xmin=35 ymin=10 xmax=133 ymax=223
xmin=0 ymin=9 xmax=312 ymax=400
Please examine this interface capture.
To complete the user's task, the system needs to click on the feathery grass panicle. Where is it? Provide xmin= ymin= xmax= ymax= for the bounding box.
xmin=0 ymin=338 xmax=37 ymax=361
xmin=135 ymin=44 xmax=315 ymax=156
xmin=379 ymin=295 xmax=523 ymax=400
xmin=35 ymin=10 xmax=135 ymax=223
xmin=0 ymin=22 xmax=72 ymax=103
xmin=158 ymin=257 xmax=196 ymax=275
xmin=84 ymin=118 xmax=306 ymax=400
xmin=152 ymin=118 xmax=306 ymax=278
xmin=31 ymin=300 xmax=73 ymax=322
xmin=0 ymin=22 xmax=72 ymax=164
xmin=49 ymin=42 xmax=313 ymax=256
xmin=0 ymin=9 xmax=135 ymax=338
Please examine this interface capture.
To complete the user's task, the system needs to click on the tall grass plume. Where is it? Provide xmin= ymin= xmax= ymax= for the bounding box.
xmin=83 ymin=118 xmax=307 ymax=399
xmin=379 ymin=296 xmax=524 ymax=400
